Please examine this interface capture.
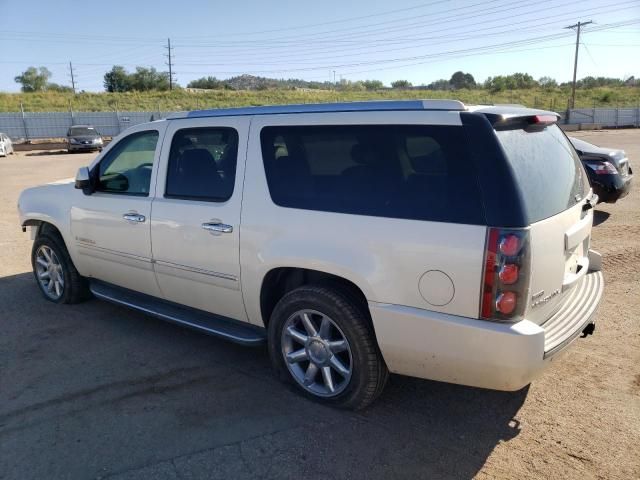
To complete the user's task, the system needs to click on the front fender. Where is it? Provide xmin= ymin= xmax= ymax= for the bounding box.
xmin=18 ymin=182 xmax=75 ymax=257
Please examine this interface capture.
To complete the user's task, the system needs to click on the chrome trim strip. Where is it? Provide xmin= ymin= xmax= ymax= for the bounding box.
xmin=153 ymin=259 xmax=237 ymax=282
xmin=90 ymin=287 xmax=263 ymax=345
xmin=76 ymin=242 xmax=152 ymax=263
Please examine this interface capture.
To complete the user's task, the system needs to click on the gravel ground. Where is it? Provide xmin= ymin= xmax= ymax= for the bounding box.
xmin=0 ymin=131 xmax=638 ymax=480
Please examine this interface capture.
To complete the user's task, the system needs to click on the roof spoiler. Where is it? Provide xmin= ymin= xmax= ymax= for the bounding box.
xmin=485 ymin=112 xmax=560 ymax=131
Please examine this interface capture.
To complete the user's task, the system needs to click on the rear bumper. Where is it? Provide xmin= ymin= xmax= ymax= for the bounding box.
xmin=592 ymin=173 xmax=632 ymax=203
xmin=369 ymin=270 xmax=604 ymax=391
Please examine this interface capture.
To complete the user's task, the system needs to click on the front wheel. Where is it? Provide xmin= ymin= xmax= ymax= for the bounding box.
xmin=31 ymin=232 xmax=90 ymax=304
xmin=268 ymin=285 xmax=388 ymax=410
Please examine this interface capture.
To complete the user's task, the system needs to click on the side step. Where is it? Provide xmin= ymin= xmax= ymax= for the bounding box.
xmin=89 ymin=280 xmax=266 ymax=346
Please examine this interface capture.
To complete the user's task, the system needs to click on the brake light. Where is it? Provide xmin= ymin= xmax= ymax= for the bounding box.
xmin=532 ymin=114 xmax=558 ymax=124
xmin=496 ymin=292 xmax=517 ymax=314
xmin=584 ymin=161 xmax=618 ymax=175
xmin=498 ymin=264 xmax=519 ymax=284
xmin=480 ymin=228 xmax=530 ymax=321
xmin=499 ymin=234 xmax=520 ymax=256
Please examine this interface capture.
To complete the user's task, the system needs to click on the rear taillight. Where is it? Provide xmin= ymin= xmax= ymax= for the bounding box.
xmin=584 ymin=161 xmax=618 ymax=175
xmin=480 ymin=227 xmax=530 ymax=322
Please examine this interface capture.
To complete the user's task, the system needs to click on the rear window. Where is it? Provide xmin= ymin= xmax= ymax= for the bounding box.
xmin=496 ymin=125 xmax=589 ymax=223
xmin=260 ymin=125 xmax=485 ymax=224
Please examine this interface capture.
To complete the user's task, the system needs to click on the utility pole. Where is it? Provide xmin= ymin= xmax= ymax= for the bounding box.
xmin=565 ymin=20 xmax=592 ymax=109
xmin=69 ymin=61 xmax=76 ymax=94
xmin=165 ymin=38 xmax=174 ymax=91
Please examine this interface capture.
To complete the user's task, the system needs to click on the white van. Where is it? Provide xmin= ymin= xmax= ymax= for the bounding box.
xmin=18 ymin=100 xmax=604 ymax=409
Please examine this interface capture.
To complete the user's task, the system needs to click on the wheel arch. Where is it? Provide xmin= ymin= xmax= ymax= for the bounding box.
xmin=259 ymin=267 xmax=372 ymax=330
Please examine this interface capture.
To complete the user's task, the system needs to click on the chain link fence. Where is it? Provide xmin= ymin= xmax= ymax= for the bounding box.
xmin=0 ymin=111 xmax=173 ymax=141
xmin=1 ymin=107 xmax=639 ymax=141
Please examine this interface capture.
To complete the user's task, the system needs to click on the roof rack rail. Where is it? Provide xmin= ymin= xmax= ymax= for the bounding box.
xmin=168 ymin=99 xmax=466 ymax=120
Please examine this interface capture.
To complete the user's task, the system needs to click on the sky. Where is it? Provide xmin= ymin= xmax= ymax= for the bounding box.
xmin=0 ymin=0 xmax=639 ymax=92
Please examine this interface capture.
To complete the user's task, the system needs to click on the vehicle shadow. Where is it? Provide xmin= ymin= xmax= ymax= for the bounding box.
xmin=593 ymin=209 xmax=610 ymax=227
xmin=24 ymin=150 xmax=70 ymax=156
xmin=1 ymin=271 xmax=528 ymax=479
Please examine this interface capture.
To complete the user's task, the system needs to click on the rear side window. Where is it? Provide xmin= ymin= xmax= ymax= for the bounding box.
xmin=496 ymin=125 xmax=589 ymax=223
xmin=165 ymin=127 xmax=239 ymax=201
xmin=260 ymin=125 xmax=485 ymax=224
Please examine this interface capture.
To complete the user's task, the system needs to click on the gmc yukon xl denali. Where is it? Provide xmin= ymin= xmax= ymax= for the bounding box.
xmin=18 ymin=100 xmax=604 ymax=409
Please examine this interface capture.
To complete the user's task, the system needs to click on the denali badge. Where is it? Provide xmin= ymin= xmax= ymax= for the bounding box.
xmin=531 ymin=288 xmax=561 ymax=308
xmin=75 ymin=236 xmax=96 ymax=245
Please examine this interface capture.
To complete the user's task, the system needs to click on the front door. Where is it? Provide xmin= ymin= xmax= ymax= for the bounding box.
xmin=150 ymin=117 xmax=249 ymax=322
xmin=71 ymin=125 xmax=165 ymax=297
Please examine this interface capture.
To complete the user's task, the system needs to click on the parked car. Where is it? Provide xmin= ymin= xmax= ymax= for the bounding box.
xmin=569 ymin=136 xmax=633 ymax=203
xmin=0 ymin=132 xmax=14 ymax=156
xmin=66 ymin=125 xmax=103 ymax=152
xmin=18 ymin=101 xmax=604 ymax=409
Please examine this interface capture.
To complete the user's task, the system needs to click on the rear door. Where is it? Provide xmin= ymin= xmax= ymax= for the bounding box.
xmin=150 ymin=117 xmax=249 ymax=322
xmin=495 ymin=124 xmax=592 ymax=324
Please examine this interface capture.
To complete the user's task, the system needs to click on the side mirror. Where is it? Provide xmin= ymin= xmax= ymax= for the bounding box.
xmin=75 ymin=167 xmax=93 ymax=194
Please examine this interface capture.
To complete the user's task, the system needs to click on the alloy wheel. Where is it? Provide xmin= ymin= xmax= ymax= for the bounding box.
xmin=281 ymin=309 xmax=353 ymax=397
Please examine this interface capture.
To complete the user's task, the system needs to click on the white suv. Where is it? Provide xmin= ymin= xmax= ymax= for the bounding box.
xmin=18 ymin=100 xmax=604 ymax=409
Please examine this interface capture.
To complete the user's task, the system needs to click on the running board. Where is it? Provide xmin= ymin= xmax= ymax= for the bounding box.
xmin=89 ymin=280 xmax=266 ymax=346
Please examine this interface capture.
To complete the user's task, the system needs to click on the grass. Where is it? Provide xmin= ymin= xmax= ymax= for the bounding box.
xmin=0 ymin=86 xmax=638 ymax=112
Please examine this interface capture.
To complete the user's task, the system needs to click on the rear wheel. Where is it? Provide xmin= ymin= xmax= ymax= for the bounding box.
xmin=31 ymin=232 xmax=90 ymax=304
xmin=268 ymin=285 xmax=388 ymax=409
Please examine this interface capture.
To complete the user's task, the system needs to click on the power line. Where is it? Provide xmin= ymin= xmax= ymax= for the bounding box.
xmin=565 ymin=20 xmax=593 ymax=108
xmin=173 ymin=4 xmax=640 ymax=67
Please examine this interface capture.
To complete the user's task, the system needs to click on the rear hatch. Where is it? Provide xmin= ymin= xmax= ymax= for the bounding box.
xmin=495 ymin=120 xmax=593 ymax=325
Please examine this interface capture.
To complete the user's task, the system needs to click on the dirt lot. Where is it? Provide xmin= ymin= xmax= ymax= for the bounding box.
xmin=0 ymin=131 xmax=638 ymax=480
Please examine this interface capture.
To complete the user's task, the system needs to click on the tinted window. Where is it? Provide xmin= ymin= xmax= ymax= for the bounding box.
xmin=260 ymin=125 xmax=485 ymax=224
xmin=96 ymin=130 xmax=158 ymax=195
xmin=165 ymin=127 xmax=239 ymax=201
xmin=496 ymin=125 xmax=589 ymax=222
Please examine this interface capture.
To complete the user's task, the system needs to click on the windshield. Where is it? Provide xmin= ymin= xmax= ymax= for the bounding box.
xmin=69 ymin=127 xmax=99 ymax=136
xmin=496 ymin=124 xmax=589 ymax=223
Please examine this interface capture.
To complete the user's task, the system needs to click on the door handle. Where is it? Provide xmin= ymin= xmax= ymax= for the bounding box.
xmin=123 ymin=213 xmax=146 ymax=223
xmin=202 ymin=222 xmax=233 ymax=234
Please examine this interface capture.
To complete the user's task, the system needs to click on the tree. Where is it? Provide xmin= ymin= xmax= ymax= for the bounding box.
xmin=484 ymin=73 xmax=538 ymax=92
xmin=47 ymin=83 xmax=74 ymax=93
xmin=187 ymin=76 xmax=223 ymax=89
xmin=104 ymin=66 xmax=131 ymax=92
xmin=538 ymin=76 xmax=557 ymax=89
xmin=449 ymin=71 xmax=476 ymax=89
xmin=362 ymin=79 xmax=384 ymax=90
xmin=391 ymin=79 xmax=412 ymax=89
xmin=426 ymin=79 xmax=451 ymax=90
xmin=14 ymin=67 xmax=52 ymax=92
xmin=103 ymin=66 xmax=170 ymax=92
xmin=129 ymin=67 xmax=170 ymax=91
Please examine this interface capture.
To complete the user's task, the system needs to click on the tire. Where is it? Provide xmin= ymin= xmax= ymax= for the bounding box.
xmin=31 ymin=231 xmax=90 ymax=304
xmin=268 ymin=285 xmax=388 ymax=410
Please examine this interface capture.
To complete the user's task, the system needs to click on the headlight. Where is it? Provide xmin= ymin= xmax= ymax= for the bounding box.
xmin=94 ymin=138 xmax=103 ymax=144
xmin=70 ymin=138 xmax=80 ymax=144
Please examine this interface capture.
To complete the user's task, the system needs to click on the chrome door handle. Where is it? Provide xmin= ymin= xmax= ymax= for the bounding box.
xmin=202 ymin=222 xmax=233 ymax=234
xmin=123 ymin=213 xmax=146 ymax=223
